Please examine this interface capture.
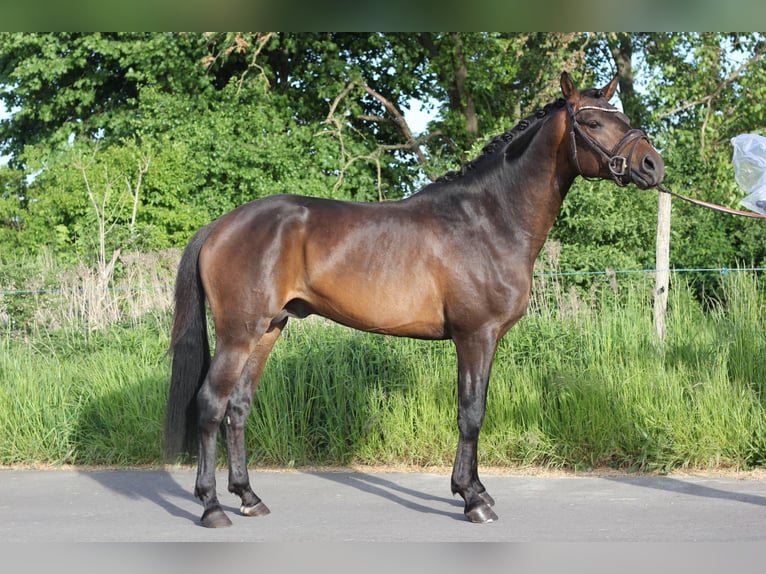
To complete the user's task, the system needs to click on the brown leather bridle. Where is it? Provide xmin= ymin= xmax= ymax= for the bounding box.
xmin=566 ymin=100 xmax=766 ymax=219
xmin=566 ymin=100 xmax=650 ymax=187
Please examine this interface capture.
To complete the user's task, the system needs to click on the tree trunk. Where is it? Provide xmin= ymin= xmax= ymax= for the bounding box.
xmin=419 ymin=32 xmax=479 ymax=149
xmin=608 ymin=33 xmax=646 ymax=129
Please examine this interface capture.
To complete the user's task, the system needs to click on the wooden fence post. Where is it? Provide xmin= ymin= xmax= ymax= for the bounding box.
xmin=654 ymin=191 xmax=672 ymax=341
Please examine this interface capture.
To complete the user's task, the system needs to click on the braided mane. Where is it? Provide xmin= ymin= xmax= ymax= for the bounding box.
xmin=435 ymin=97 xmax=568 ymax=184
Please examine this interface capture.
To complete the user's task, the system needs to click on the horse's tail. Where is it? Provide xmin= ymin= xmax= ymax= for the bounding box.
xmin=163 ymin=223 xmax=216 ymax=463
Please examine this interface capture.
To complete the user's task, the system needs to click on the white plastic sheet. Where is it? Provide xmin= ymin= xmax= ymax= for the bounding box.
xmin=731 ymin=133 xmax=766 ymax=216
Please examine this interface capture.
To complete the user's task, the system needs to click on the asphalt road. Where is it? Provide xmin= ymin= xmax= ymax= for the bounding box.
xmin=2 ymin=467 xmax=766 ymax=543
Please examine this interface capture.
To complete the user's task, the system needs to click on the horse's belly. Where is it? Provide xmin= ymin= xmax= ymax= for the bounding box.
xmin=301 ymin=276 xmax=448 ymax=339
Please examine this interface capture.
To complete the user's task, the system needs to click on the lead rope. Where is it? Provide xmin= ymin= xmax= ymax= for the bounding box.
xmin=656 ymin=183 xmax=766 ymax=220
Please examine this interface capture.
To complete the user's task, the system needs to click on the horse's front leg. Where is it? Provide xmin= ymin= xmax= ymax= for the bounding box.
xmin=451 ymin=331 xmax=499 ymax=523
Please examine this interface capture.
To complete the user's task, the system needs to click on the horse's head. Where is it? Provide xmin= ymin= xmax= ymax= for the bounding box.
xmin=560 ymin=71 xmax=664 ymax=190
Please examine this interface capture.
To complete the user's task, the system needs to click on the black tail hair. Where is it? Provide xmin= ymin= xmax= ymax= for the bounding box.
xmin=163 ymin=223 xmax=216 ymax=462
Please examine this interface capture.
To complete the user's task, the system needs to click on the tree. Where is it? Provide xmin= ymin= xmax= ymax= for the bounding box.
xmin=0 ymin=33 xmax=208 ymax=165
xmin=1 ymin=31 xmax=764 ymax=296
xmin=416 ymin=33 xmax=593 ymax=156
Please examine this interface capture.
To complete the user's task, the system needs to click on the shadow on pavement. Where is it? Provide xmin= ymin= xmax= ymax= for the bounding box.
xmin=79 ymin=469 xmax=201 ymax=524
xmin=312 ymin=470 xmax=465 ymax=521
xmin=604 ymin=475 xmax=766 ymax=507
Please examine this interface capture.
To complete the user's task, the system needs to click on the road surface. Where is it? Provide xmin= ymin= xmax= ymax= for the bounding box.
xmin=2 ymin=467 xmax=766 ymax=542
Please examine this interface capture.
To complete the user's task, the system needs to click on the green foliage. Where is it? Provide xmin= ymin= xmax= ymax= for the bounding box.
xmin=0 ymin=32 xmax=208 ymax=162
xmin=639 ymin=32 xmax=766 ymax=278
xmin=0 ymin=250 xmax=62 ymax=330
xmin=553 ymin=179 xmax=660 ymax=275
xmin=0 ymin=320 xmax=169 ymax=465
xmin=420 ymin=33 xmax=590 ymax=155
xmin=2 ymin=32 xmax=766 ymax=286
xmin=133 ymin=82 xmax=336 ymax=241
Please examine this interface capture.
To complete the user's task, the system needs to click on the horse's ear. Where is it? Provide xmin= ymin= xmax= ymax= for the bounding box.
xmin=560 ymin=71 xmax=577 ymax=101
xmin=602 ymin=74 xmax=619 ymax=101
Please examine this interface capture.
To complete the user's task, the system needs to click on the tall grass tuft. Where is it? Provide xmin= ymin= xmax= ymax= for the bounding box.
xmin=0 ymin=248 xmax=178 ymax=333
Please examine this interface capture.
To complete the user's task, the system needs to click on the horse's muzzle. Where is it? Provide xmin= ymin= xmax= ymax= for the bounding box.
xmin=631 ymin=150 xmax=665 ymax=190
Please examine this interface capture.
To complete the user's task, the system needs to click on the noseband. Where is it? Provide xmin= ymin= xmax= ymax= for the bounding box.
xmin=566 ymin=101 xmax=649 ymax=187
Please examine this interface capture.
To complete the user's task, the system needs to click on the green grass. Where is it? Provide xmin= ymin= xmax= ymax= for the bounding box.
xmin=0 ymin=317 xmax=169 ymax=465
xmin=1 ymin=272 xmax=765 ymax=472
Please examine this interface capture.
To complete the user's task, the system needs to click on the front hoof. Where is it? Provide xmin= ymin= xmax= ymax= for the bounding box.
xmin=241 ymin=500 xmax=271 ymax=517
xmin=465 ymin=502 xmax=498 ymax=523
xmin=200 ymin=507 xmax=233 ymax=528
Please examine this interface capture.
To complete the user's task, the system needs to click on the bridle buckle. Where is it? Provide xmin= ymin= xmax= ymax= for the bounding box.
xmin=608 ymin=156 xmax=628 ymax=177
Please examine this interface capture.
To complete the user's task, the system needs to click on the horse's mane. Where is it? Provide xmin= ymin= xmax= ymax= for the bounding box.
xmin=433 ymin=97 xmax=570 ymax=184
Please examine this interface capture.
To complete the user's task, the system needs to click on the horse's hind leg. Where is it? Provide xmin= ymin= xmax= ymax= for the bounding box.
xmin=194 ymin=345 xmax=252 ymax=528
xmin=225 ymin=323 xmax=284 ymax=518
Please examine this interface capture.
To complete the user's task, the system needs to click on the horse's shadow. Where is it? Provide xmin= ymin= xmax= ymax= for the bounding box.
xmin=78 ymin=468 xmax=465 ymax=527
xmin=77 ymin=467 xmax=199 ymax=524
xmin=604 ymin=475 xmax=766 ymax=507
xmin=73 ymin=363 xmax=766 ymax=529
xmin=311 ymin=470 xmax=465 ymax=520
xmin=72 ymin=373 xmax=201 ymax=525
xmin=73 ymin=342 xmax=460 ymax=527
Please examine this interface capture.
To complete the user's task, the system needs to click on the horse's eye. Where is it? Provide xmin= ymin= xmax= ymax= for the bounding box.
xmin=588 ymin=121 xmax=600 ymax=129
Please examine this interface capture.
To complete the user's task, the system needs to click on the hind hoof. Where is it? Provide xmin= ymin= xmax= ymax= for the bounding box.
xmin=241 ymin=501 xmax=271 ymax=517
xmin=465 ymin=503 xmax=498 ymax=523
xmin=200 ymin=507 xmax=233 ymax=528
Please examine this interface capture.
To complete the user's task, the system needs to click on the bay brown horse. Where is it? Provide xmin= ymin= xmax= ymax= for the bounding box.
xmin=164 ymin=71 xmax=665 ymax=528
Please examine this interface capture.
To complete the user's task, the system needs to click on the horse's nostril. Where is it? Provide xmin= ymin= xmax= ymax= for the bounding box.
xmin=643 ymin=155 xmax=656 ymax=172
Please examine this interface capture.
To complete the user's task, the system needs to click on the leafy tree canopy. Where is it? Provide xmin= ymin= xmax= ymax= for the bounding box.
xmin=1 ymin=32 xmax=765 ymax=291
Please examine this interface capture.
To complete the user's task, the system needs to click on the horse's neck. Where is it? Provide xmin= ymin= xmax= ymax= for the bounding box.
xmin=491 ymin=126 xmax=575 ymax=248
xmin=414 ymin=114 xmax=575 ymax=259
